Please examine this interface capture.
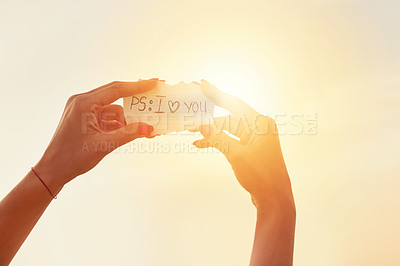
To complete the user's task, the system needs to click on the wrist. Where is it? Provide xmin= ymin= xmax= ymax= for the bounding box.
xmin=253 ymin=193 xmax=296 ymax=221
xmin=34 ymin=156 xmax=69 ymax=196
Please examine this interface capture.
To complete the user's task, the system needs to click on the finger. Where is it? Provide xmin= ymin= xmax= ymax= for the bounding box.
xmin=213 ymin=115 xmax=249 ymax=136
xmin=191 ymin=116 xmax=252 ymax=144
xmin=193 ymin=124 xmax=243 ymax=159
xmin=150 ymin=78 xmax=166 ymax=82
xmin=188 ymin=116 xmax=240 ymax=134
xmin=85 ymin=112 xmax=102 ymax=132
xmin=86 ymin=79 xmax=159 ymax=95
xmin=146 ymin=133 xmax=160 ymax=139
xmin=88 ymin=123 xmax=103 ymax=133
xmin=200 ymin=79 xmax=259 ymax=119
xmin=84 ymin=81 xmax=120 ymax=95
xmin=91 ymin=80 xmax=158 ymax=105
xmin=100 ymin=104 xmax=126 ymax=125
xmin=100 ymin=120 xmax=125 ymax=132
xmin=98 ymin=122 xmax=154 ymax=147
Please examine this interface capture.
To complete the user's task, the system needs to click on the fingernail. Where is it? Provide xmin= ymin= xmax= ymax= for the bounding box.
xmin=159 ymin=80 xmax=166 ymax=82
xmin=139 ymin=125 xmax=154 ymax=135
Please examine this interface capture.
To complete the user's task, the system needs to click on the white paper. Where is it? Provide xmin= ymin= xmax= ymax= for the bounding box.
xmin=123 ymin=81 xmax=215 ymax=134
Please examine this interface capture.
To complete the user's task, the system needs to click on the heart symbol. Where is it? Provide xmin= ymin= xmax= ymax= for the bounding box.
xmin=168 ymin=100 xmax=180 ymax=113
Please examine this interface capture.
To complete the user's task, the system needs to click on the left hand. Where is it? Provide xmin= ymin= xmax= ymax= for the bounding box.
xmin=34 ymin=80 xmax=158 ymax=193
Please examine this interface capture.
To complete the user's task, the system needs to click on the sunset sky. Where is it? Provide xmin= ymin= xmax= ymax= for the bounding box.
xmin=0 ymin=0 xmax=399 ymax=265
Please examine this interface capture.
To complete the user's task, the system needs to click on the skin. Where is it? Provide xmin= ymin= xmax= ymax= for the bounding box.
xmin=0 ymin=80 xmax=157 ymax=265
xmin=0 ymin=79 xmax=295 ymax=266
xmin=193 ymin=80 xmax=296 ymax=266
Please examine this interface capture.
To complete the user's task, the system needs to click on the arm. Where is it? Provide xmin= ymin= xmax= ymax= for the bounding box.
xmin=0 ymin=169 xmax=60 ymax=265
xmin=193 ymin=80 xmax=296 ymax=266
xmin=0 ymin=80 xmax=159 ymax=265
xmin=251 ymin=205 xmax=295 ymax=266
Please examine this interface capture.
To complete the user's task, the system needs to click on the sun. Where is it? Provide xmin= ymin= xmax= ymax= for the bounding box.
xmin=194 ymin=50 xmax=273 ymax=116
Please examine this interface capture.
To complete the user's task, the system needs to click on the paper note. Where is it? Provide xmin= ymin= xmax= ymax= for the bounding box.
xmin=123 ymin=81 xmax=215 ymax=134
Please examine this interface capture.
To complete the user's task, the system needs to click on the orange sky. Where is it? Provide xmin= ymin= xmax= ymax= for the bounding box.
xmin=0 ymin=0 xmax=399 ymax=265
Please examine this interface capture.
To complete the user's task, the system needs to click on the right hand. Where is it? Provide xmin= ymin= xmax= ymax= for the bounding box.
xmin=193 ymin=80 xmax=295 ymax=214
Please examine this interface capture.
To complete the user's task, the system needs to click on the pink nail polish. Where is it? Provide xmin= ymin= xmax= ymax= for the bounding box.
xmin=139 ymin=125 xmax=154 ymax=135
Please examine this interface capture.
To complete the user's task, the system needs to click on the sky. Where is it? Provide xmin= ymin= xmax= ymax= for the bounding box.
xmin=0 ymin=0 xmax=399 ymax=265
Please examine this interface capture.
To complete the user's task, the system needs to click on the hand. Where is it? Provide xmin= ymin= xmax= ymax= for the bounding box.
xmin=34 ymin=80 xmax=158 ymax=193
xmin=194 ymin=80 xmax=295 ymax=214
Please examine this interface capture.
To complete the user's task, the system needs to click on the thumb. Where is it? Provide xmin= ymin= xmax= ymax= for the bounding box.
xmin=100 ymin=122 xmax=154 ymax=147
xmin=193 ymin=124 xmax=243 ymax=158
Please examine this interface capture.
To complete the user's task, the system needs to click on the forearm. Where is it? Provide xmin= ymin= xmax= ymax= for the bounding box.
xmin=0 ymin=167 xmax=63 ymax=265
xmin=249 ymin=202 xmax=296 ymax=266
